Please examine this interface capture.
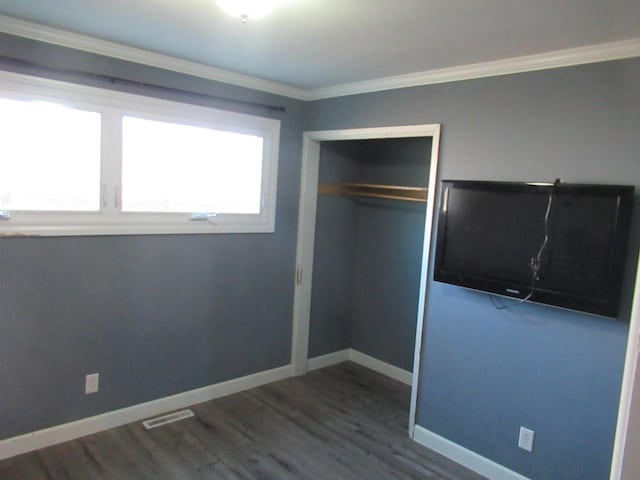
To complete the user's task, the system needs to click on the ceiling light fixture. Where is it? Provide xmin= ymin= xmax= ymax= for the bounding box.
xmin=215 ymin=0 xmax=282 ymax=23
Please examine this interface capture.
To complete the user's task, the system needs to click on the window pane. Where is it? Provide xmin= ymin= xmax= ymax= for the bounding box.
xmin=121 ymin=116 xmax=264 ymax=214
xmin=0 ymin=99 xmax=101 ymax=211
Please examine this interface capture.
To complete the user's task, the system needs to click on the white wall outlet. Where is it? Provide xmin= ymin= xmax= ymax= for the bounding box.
xmin=85 ymin=373 xmax=99 ymax=394
xmin=518 ymin=426 xmax=535 ymax=452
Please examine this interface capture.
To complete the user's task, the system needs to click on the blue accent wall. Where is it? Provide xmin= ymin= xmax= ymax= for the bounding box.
xmin=422 ymin=284 xmax=629 ymax=479
xmin=305 ymin=59 xmax=640 ymax=480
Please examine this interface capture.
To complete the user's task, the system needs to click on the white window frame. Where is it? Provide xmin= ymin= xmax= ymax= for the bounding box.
xmin=0 ymin=70 xmax=280 ymax=236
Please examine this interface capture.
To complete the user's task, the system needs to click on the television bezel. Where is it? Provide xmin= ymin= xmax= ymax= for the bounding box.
xmin=433 ymin=180 xmax=634 ymax=318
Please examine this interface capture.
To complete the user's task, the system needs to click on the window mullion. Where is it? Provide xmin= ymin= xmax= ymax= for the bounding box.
xmin=100 ymin=109 xmax=122 ymax=218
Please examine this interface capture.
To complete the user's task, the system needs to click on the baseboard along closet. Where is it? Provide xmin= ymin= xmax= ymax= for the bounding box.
xmin=308 ymin=137 xmax=432 ymax=374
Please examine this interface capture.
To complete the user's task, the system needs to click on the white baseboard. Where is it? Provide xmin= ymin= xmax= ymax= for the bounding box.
xmin=307 ymin=349 xmax=351 ymax=371
xmin=413 ymin=425 xmax=530 ymax=480
xmin=307 ymin=349 xmax=413 ymax=385
xmin=348 ymin=350 xmax=413 ymax=385
xmin=0 ymin=364 xmax=293 ymax=461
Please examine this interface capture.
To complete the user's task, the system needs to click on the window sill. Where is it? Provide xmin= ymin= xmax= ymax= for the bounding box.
xmin=0 ymin=218 xmax=275 ymax=237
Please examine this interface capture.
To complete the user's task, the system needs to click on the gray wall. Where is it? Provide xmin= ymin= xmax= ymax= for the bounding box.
xmin=309 ymin=138 xmax=429 ymax=371
xmin=0 ymin=34 xmax=304 ymax=440
xmin=305 ymin=59 xmax=640 ymax=480
xmin=308 ymin=143 xmax=360 ymax=357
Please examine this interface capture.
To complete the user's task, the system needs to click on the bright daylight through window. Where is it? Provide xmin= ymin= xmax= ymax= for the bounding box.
xmin=0 ymin=70 xmax=280 ymax=236
xmin=121 ymin=117 xmax=263 ymax=214
xmin=0 ymin=99 xmax=101 ymax=212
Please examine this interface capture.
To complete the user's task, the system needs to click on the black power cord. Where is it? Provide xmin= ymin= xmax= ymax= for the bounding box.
xmin=489 ymin=179 xmax=561 ymax=310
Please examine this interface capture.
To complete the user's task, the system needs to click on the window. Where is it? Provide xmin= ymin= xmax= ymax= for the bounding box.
xmin=0 ymin=99 xmax=101 ymax=212
xmin=0 ymin=70 xmax=280 ymax=236
xmin=121 ymin=117 xmax=263 ymax=214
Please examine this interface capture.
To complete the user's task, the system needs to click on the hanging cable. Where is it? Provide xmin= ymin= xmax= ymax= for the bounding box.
xmin=489 ymin=179 xmax=560 ymax=310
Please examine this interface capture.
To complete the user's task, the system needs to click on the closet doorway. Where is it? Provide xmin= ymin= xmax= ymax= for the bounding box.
xmin=291 ymin=125 xmax=441 ymax=434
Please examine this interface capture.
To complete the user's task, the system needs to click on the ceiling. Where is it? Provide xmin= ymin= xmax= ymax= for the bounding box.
xmin=0 ymin=0 xmax=639 ymax=99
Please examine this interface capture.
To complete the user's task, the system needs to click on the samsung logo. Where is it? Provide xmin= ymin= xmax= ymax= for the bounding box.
xmin=506 ymin=288 xmax=520 ymax=294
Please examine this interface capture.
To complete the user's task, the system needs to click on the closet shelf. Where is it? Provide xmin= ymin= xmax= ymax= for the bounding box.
xmin=318 ymin=182 xmax=427 ymax=203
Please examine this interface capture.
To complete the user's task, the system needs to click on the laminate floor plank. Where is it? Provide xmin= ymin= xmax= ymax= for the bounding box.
xmin=0 ymin=362 xmax=487 ymax=480
xmin=242 ymin=386 xmax=428 ymax=479
xmin=209 ymin=393 xmax=396 ymax=480
xmin=249 ymin=374 xmax=457 ymax=480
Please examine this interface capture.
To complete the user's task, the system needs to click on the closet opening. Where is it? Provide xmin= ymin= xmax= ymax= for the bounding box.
xmin=292 ymin=125 xmax=441 ymax=435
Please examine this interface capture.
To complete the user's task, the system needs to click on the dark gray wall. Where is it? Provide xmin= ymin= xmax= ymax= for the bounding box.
xmin=351 ymin=199 xmax=425 ymax=370
xmin=308 ymin=143 xmax=359 ymax=357
xmin=0 ymin=35 xmax=304 ymax=440
xmin=351 ymin=139 xmax=429 ymax=370
xmin=309 ymin=139 xmax=429 ymax=371
xmin=305 ymin=59 xmax=640 ymax=480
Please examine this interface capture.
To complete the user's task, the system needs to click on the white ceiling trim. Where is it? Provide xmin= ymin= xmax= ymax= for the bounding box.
xmin=308 ymin=38 xmax=640 ymax=100
xmin=0 ymin=14 xmax=308 ymax=100
xmin=0 ymin=14 xmax=638 ymax=102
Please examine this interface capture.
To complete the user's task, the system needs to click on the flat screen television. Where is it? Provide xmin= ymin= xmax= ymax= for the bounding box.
xmin=434 ymin=180 xmax=634 ymax=318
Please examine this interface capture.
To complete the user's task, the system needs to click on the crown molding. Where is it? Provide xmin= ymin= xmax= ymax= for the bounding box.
xmin=307 ymin=38 xmax=640 ymax=100
xmin=0 ymin=14 xmax=308 ymax=100
xmin=0 ymin=15 xmax=638 ymax=102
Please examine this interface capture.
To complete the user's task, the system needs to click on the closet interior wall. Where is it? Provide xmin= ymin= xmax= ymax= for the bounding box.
xmin=309 ymin=137 xmax=431 ymax=371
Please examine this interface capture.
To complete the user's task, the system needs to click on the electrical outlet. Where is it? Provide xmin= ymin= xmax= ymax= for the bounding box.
xmin=85 ymin=373 xmax=99 ymax=394
xmin=518 ymin=426 xmax=535 ymax=452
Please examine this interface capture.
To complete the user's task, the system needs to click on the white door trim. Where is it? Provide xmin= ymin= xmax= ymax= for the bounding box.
xmin=290 ymin=124 xmax=442 ymax=435
xmin=610 ymin=249 xmax=640 ymax=480
xmin=408 ymin=125 xmax=441 ymax=434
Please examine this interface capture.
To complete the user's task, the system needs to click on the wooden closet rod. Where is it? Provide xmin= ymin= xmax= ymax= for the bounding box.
xmin=318 ymin=182 xmax=427 ymax=203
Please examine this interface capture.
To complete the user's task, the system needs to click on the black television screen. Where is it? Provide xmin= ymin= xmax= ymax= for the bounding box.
xmin=434 ymin=180 xmax=634 ymax=317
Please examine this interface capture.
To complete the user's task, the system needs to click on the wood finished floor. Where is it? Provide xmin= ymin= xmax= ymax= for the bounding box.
xmin=0 ymin=362 xmax=487 ymax=480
